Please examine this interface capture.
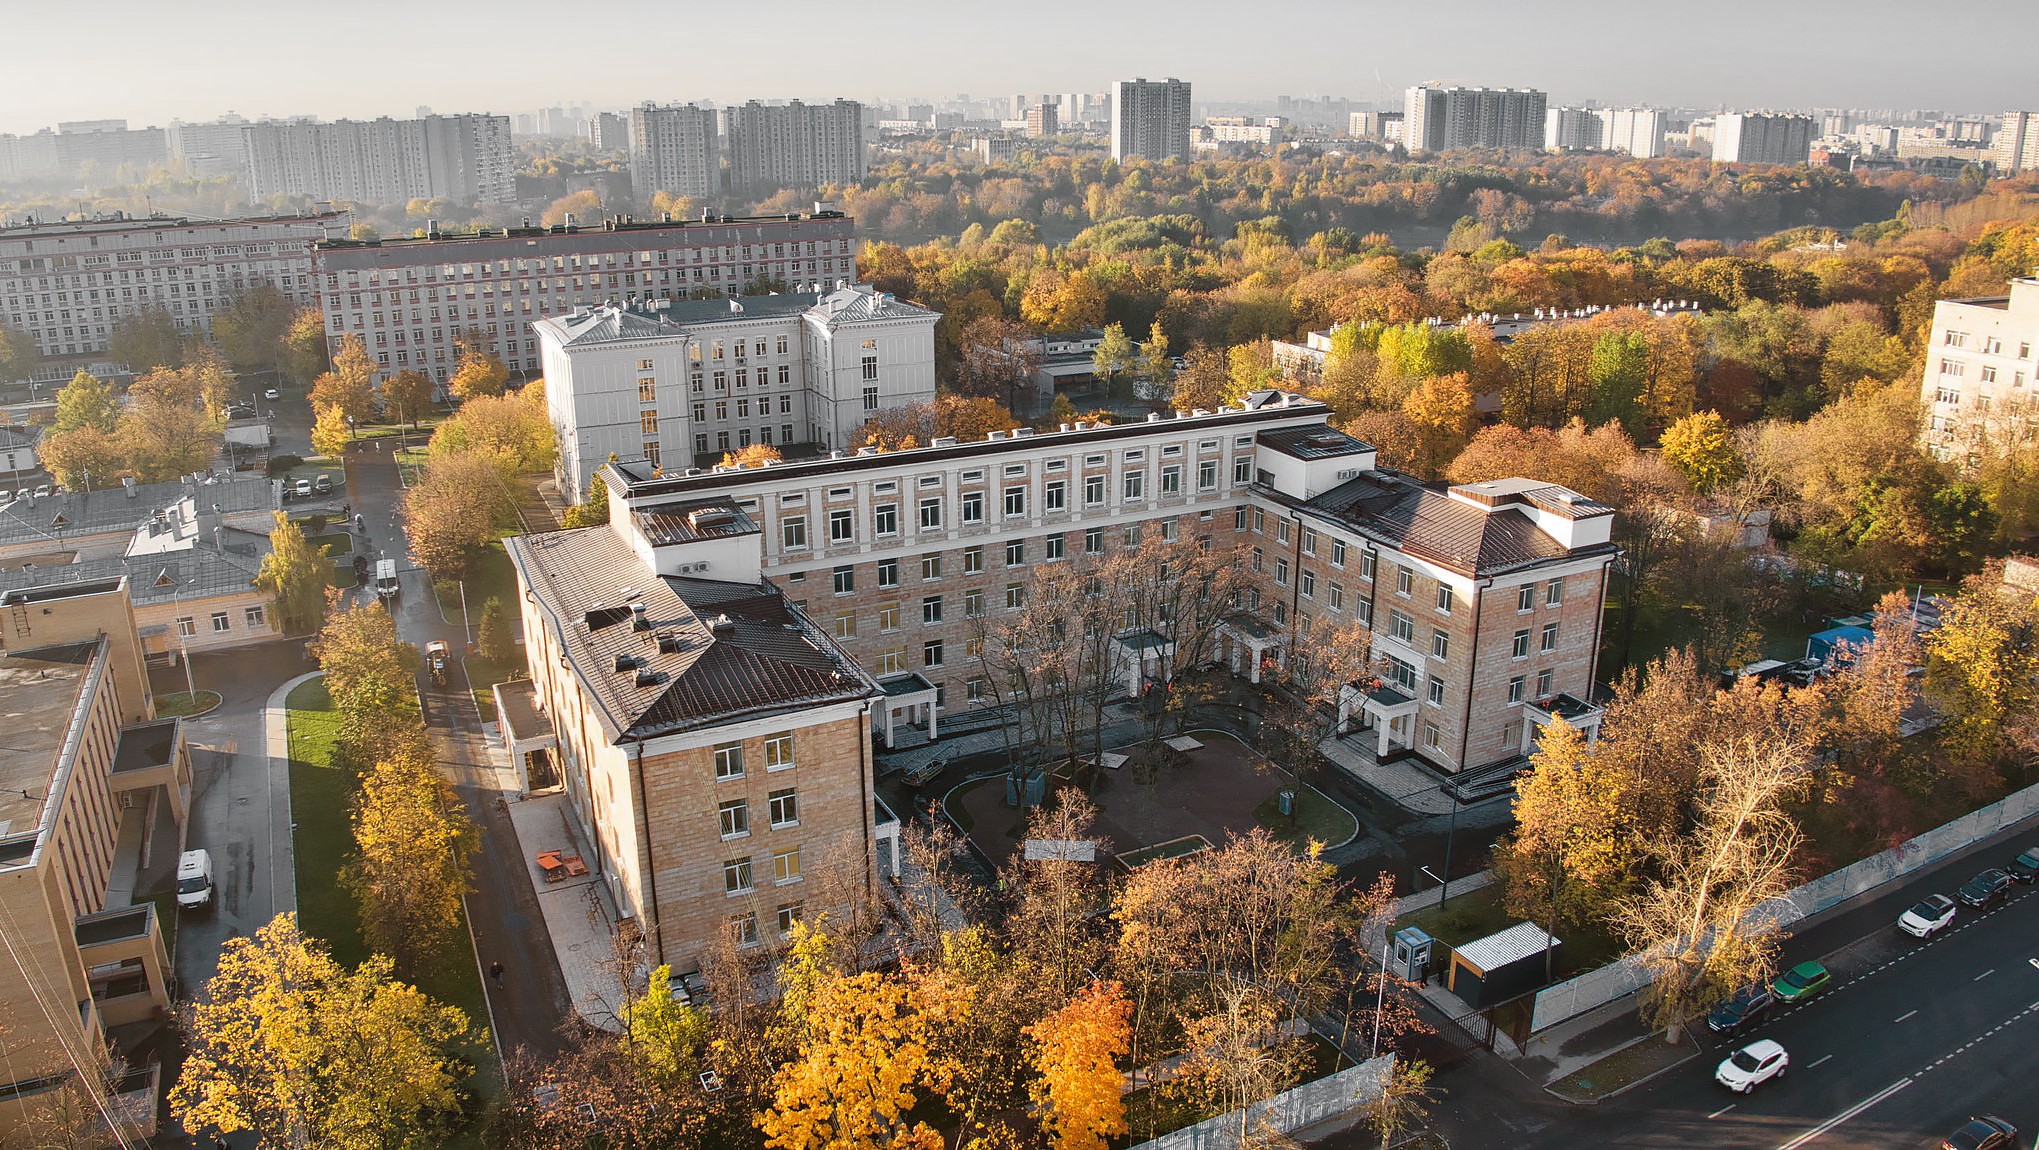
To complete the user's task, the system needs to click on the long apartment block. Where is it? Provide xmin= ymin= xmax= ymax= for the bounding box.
xmin=586 ymin=391 xmax=1618 ymax=777
xmin=315 ymin=211 xmax=859 ymax=383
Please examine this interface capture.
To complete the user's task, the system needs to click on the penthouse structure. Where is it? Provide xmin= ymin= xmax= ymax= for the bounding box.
xmin=243 ymin=113 xmax=516 ymax=205
xmin=0 ymin=212 xmax=343 ymax=367
xmin=0 ymin=578 xmax=190 ymax=1142
xmin=535 ymin=286 xmax=940 ymax=500
xmin=1920 ymin=276 xmax=2039 ymax=466
xmin=314 ymin=211 xmax=859 ymax=383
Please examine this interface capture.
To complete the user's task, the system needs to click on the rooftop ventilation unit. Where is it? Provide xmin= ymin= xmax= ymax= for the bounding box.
xmin=613 ymin=653 xmax=637 ymax=673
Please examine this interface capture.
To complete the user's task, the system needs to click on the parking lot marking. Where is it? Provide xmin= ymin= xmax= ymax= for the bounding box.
xmin=1776 ymin=1078 xmax=1912 ymax=1150
xmin=1709 ymin=1104 xmax=1738 ymax=1119
xmin=1975 ymin=968 xmax=1996 ymax=982
xmin=1808 ymin=1054 xmax=1833 ymax=1069
xmin=1893 ymin=1010 xmax=1918 ymax=1023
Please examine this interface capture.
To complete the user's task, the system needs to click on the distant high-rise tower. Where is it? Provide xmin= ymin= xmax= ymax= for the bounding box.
xmin=1712 ymin=113 xmax=1814 ymax=164
xmin=629 ymin=103 xmax=720 ymax=200
xmin=1996 ymin=111 xmax=2039 ymax=174
xmin=1402 ymin=84 xmax=1547 ymax=153
xmin=243 ymin=113 xmax=513 ymax=205
xmin=1026 ymin=103 xmax=1059 ymax=139
xmin=1110 ymin=78 xmax=1193 ymax=162
xmin=723 ymin=99 xmax=868 ymax=195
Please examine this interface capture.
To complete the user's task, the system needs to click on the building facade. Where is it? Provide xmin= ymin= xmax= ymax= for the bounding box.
xmin=1025 ymin=103 xmax=1059 ymax=140
xmin=1403 ymin=85 xmax=1548 ymax=153
xmin=243 ymin=113 xmax=516 ymax=205
xmin=971 ymin=136 xmax=1022 ymax=164
xmin=1110 ymin=79 xmax=1194 ymax=162
xmin=1544 ymin=107 xmax=1603 ymax=152
xmin=1542 ymin=107 xmax=1665 ymax=158
xmin=1919 ymin=276 xmax=2039 ymax=465
xmin=0 ymin=213 xmax=342 ymax=367
xmin=628 ymin=103 xmax=721 ymax=200
xmin=1712 ymin=113 xmax=1815 ymax=165
xmin=586 ymin=392 xmax=1616 ymax=776
xmin=1996 ymin=112 xmax=2039 ymax=175
xmin=314 ymin=211 xmax=860 ymax=383
xmin=535 ymin=286 xmax=940 ymax=500
xmin=166 ymin=115 xmax=255 ymax=179
xmin=723 ymin=100 xmax=868 ymax=195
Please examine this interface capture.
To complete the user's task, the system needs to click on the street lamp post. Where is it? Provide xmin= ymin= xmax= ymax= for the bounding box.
xmin=1438 ymin=786 xmax=1462 ymax=905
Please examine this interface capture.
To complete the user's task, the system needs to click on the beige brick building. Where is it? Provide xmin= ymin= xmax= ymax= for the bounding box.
xmin=0 ymin=577 xmax=188 ymax=1143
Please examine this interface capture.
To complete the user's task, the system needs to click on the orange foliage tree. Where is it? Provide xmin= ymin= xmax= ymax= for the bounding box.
xmin=1026 ymin=981 xmax=1133 ymax=1150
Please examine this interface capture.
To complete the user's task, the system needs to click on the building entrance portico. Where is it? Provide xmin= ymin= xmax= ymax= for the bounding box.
xmin=876 ymin=672 xmax=939 ymax=748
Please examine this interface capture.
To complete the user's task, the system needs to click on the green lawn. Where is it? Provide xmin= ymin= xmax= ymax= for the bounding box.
xmin=154 ymin=690 xmax=221 ymax=719
xmin=434 ymin=541 xmax=518 ymax=623
xmin=1398 ymin=885 xmax=1625 ymax=980
xmin=285 ymin=678 xmax=499 ymax=1128
xmin=1252 ymin=783 xmax=1359 ymax=850
xmin=461 ymin=652 xmax=523 ymax=718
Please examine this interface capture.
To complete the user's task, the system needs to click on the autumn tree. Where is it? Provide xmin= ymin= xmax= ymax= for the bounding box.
xmin=347 ymin=746 xmax=476 ymax=974
xmin=1658 ymin=410 xmax=1744 ymax=495
xmin=403 ymin=452 xmax=519 ymax=579
xmin=282 ymin=306 xmax=330 ymax=383
xmin=52 ymin=370 xmax=118 ymax=434
xmin=383 ymin=369 xmax=434 ymax=429
xmin=722 ymin=443 xmax=784 ymax=468
xmin=1399 ymin=371 xmax=1476 ymax=478
xmin=449 ymin=332 xmax=511 ymax=401
xmin=311 ymin=598 xmax=419 ymax=728
xmin=1020 ymin=267 xmax=1107 ymax=334
xmin=491 ymin=1040 xmax=711 ymax=1150
xmin=36 ymin=427 xmax=123 ymax=489
xmin=1002 ymin=793 xmax=1113 ymax=1007
xmin=211 ymin=282 xmax=296 ymax=373
xmin=1446 ymin=418 xmax=1636 ymax=505
xmin=310 ymin=334 xmax=378 ymax=425
xmin=859 ymin=394 xmax=1020 ymax=450
xmin=1026 ymin=980 xmax=1132 ymax=1150
xmin=626 ymin=964 xmax=712 ymax=1085
xmin=1138 ymin=320 xmax=1175 ymax=398
xmin=428 ymin=385 xmax=555 ymax=476
xmin=1091 ymin=322 xmax=1135 ymax=400
xmin=956 ymin=314 xmax=1041 ymax=409
xmin=1496 ymin=720 xmax=1645 ymax=976
xmin=255 ymin=512 xmax=335 ymax=636
xmin=0 ymin=318 xmax=43 ymax=383
xmin=116 ymin=391 xmax=222 ymax=481
xmin=477 ymin=597 xmax=514 ymax=664
xmin=311 ymin=403 xmax=353 ymax=458
xmin=169 ymin=914 xmax=470 ymax=1150
xmin=562 ymin=468 xmax=612 ymax=529
xmin=1924 ymin=571 xmax=2039 ymax=791
xmin=108 ymin=305 xmax=188 ymax=373
xmin=1171 ymin=343 xmax=1237 ymax=411
xmin=1364 ymin=1058 xmax=1437 ymax=1150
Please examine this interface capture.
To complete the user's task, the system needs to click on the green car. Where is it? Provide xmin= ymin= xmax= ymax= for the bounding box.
xmin=1772 ymin=961 xmax=1831 ymax=1003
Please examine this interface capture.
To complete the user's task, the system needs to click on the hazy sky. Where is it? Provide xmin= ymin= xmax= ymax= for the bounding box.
xmin=0 ymin=0 xmax=2024 ymax=135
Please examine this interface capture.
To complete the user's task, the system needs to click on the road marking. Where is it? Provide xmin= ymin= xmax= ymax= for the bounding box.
xmin=1709 ymin=1103 xmax=1738 ymax=1119
xmin=1976 ymin=968 xmax=1996 ymax=982
xmin=2029 ymin=958 xmax=2039 ymax=971
xmin=1808 ymin=1054 xmax=1833 ymax=1069
xmin=1894 ymin=1010 xmax=1918 ymax=1023
xmin=1775 ymin=1077 xmax=1913 ymax=1150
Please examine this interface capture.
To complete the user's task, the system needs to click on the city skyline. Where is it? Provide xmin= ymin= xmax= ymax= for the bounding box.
xmin=0 ymin=0 xmax=2029 ymax=137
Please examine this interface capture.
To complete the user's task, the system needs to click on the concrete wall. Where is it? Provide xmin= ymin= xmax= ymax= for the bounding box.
xmin=1527 ymin=774 xmax=2039 ymax=1033
xmin=1126 ymin=1054 xmax=1393 ymax=1150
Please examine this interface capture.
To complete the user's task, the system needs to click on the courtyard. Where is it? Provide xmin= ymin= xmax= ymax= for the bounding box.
xmin=947 ymin=729 xmax=1358 ymax=867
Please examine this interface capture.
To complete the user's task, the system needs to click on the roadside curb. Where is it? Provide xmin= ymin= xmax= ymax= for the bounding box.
xmin=267 ymin=671 xmax=323 ymax=917
xmin=1543 ymin=1033 xmax=1699 ymax=1106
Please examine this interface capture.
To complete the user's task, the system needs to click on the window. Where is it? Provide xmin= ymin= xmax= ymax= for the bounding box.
xmin=877 ymin=559 xmax=899 ymax=587
xmin=1508 ymin=676 xmax=1525 ymax=704
xmin=1395 ymin=565 xmax=1412 ymax=596
xmin=1428 ymin=676 xmax=1446 ymax=705
xmin=1435 ymin=585 xmax=1453 ymax=614
xmin=964 ymin=546 xmax=984 ymax=574
xmin=1124 ymin=523 xmax=1144 ymax=547
xmin=211 ymin=611 xmax=231 ymax=632
xmin=1983 ymin=365 xmax=1999 ymax=384
xmin=1253 ymin=508 xmax=1265 ymax=534
xmin=1328 ymin=583 xmax=1344 ymax=611
xmin=1005 ymin=540 xmax=1025 ymax=566
xmin=1046 ymin=480 xmax=1066 ymax=511
xmin=176 ymin=616 xmax=196 ymax=638
xmin=1423 ymin=722 xmax=1442 ymax=750
xmin=1277 ymin=520 xmax=1290 ymax=545
xmin=776 ymin=902 xmax=804 ymax=935
xmin=829 ymin=509 xmax=854 ymax=542
xmin=1234 ymin=457 xmax=1252 ymax=484
xmin=1161 ymin=465 xmax=1181 ymax=495
xmin=1332 ymin=539 xmax=1347 ymax=567
xmin=919 ymin=497 xmax=942 ymax=530
xmin=639 ymin=410 xmax=659 ymax=435
xmin=1045 ymin=534 xmax=1065 ymax=561
xmin=962 ymin=491 xmax=985 ymax=523
xmin=877 ymin=647 xmax=906 ymax=675
xmin=1536 ymin=668 xmax=1554 ymax=697
xmin=1234 ymin=507 xmax=1249 ymax=531
xmin=1006 ymin=582 xmax=1025 ymax=610
xmin=1300 ymin=571 xmax=1316 ymax=598
xmin=764 ymin=734 xmax=794 ymax=771
xmin=862 ymin=386 xmax=878 ymax=412
xmin=718 ymin=799 xmax=749 ymax=839
xmin=1389 ymin=610 xmax=1414 ymax=644
xmin=1124 ymin=471 xmax=1145 ymax=500
xmin=1517 ymin=584 xmax=1535 ymax=612
xmin=964 ymin=588 xmax=984 ymax=617
xmin=1512 ymin=629 xmax=1530 ymax=659
xmin=723 ymin=857 xmax=754 ymax=894
xmin=639 ymin=378 xmax=657 ymax=403
xmin=921 ymin=554 xmax=942 ymax=580
xmin=1274 ymin=558 xmax=1290 ymax=586
xmin=1004 ymin=486 xmax=1027 ymax=517
xmin=774 ymin=846 xmax=802 ymax=884
xmin=244 ymin=605 xmax=266 ymax=628
xmin=878 ymin=603 xmax=901 ymax=631
xmin=1540 ymin=622 xmax=1559 ymax=652
xmin=967 ymin=678 xmax=989 ymax=702
xmin=874 ymin=504 xmax=898 ymax=536
xmin=1389 ymin=656 xmax=1417 ymax=692
xmin=1431 ymin=629 xmax=1450 ymax=660
xmin=1303 ymin=528 xmax=1317 ymax=556
xmin=714 ymin=741 xmax=745 ymax=780
xmin=1357 ymin=599 xmax=1374 ymax=627
xmin=1359 ymin=552 xmax=1376 ymax=581
xmin=1085 ymin=527 xmax=1104 ymax=554
xmin=922 ymin=595 xmax=943 ymax=624
xmin=1199 ymin=459 xmax=1218 ymax=490
xmin=834 ymin=611 xmax=856 ymax=639
xmin=769 ymin=789 xmax=798 ymax=829
xmin=1084 ymin=474 xmax=1106 ymax=506
xmin=861 ymin=353 xmax=879 ymax=381
xmin=728 ymin=912 xmax=759 ymax=946
xmin=1546 ymin=578 xmax=1565 ymax=606
xmin=924 ymin=639 xmax=945 ymax=666
xmin=782 ymin=516 xmax=807 ymax=549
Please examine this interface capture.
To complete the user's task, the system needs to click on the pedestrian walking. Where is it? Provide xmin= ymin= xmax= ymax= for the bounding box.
xmin=489 ymin=960 xmax=505 ymax=988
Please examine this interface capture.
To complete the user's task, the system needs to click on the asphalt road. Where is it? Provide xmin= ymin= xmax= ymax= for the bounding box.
xmin=345 ymin=439 xmax=573 ymax=1062
xmin=1312 ymin=813 xmax=2039 ymax=1150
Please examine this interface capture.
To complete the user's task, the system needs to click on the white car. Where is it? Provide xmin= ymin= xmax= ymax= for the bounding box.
xmin=293 ymin=478 xmax=313 ymax=499
xmin=1716 ymin=1039 xmax=1788 ymax=1093
xmin=1898 ymin=893 xmax=1957 ymax=938
xmin=263 ymin=387 xmax=280 ymax=401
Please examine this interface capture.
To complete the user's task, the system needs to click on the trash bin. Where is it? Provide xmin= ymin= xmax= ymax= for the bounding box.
xmin=1277 ymin=789 xmax=1296 ymax=817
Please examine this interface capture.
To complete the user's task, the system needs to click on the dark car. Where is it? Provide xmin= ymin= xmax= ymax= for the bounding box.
xmin=2008 ymin=848 xmax=2039 ymax=884
xmin=1706 ymin=983 xmax=1776 ymax=1036
xmin=1957 ymin=868 xmax=2012 ymax=910
xmin=1944 ymin=1115 xmax=2017 ymax=1150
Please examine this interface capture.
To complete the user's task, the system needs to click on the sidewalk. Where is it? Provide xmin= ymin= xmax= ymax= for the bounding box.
xmin=1318 ymin=733 xmax=1460 ymax=816
xmin=499 ymin=788 xmax=632 ymax=1030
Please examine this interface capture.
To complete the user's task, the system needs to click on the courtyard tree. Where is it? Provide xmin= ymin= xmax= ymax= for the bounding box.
xmin=1363 ymin=1058 xmax=1437 ymax=1150
xmin=169 ymin=914 xmax=470 ymax=1150
xmin=1924 ymin=570 xmax=2039 ymax=791
xmin=311 ymin=597 xmax=419 ymax=726
xmin=115 ymin=391 xmax=222 ymax=482
xmin=346 ymin=747 xmax=476 ymax=974
xmin=403 ymin=452 xmax=518 ymax=580
xmin=476 ymin=597 xmax=514 ymax=664
xmin=1091 ymin=322 xmax=1136 ymax=400
xmin=52 ymin=369 xmax=118 ymax=434
xmin=449 ymin=331 xmax=511 ymax=401
xmin=311 ymin=403 xmax=353 ymax=459
xmin=955 ymin=315 xmax=1041 ymax=409
xmin=858 ymin=394 xmax=1020 ymax=450
xmin=1255 ymin=617 xmax=1377 ymax=785
xmin=108 ymin=305 xmax=187 ymax=373
xmin=254 ymin=512 xmax=335 ymax=636
xmin=310 ymin=334 xmax=378 ymax=425
xmin=282 ymin=306 xmax=330 ymax=383
xmin=1138 ymin=321 xmax=1174 ymax=398
xmin=429 ymin=383 xmax=555 ymax=477
xmin=1002 ymin=792 xmax=1113 ymax=1006
xmin=625 ymin=964 xmax=712 ymax=1085
xmin=1658 ymin=410 xmax=1744 ymax=494
xmin=1026 ymin=980 xmax=1132 ymax=1150
xmin=0 ymin=318 xmax=42 ymax=384
xmin=492 ymin=1039 xmax=712 ymax=1150
xmin=382 ymin=369 xmax=434 ymax=429
xmin=722 ymin=443 xmax=783 ymax=468
xmin=35 ymin=426 xmax=122 ymax=489
xmin=211 ymin=282 xmax=296 ymax=373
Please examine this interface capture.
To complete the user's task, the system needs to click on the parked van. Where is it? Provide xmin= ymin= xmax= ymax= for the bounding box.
xmin=176 ymin=849 xmax=215 ymax=909
xmin=374 ymin=559 xmax=399 ymax=604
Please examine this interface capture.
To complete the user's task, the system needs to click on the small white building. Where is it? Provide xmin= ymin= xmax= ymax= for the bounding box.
xmin=537 ymin=286 xmax=941 ymax=503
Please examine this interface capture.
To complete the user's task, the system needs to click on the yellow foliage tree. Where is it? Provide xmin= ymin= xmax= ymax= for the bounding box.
xmin=759 ymin=966 xmax=946 ymax=1150
xmin=310 ymin=334 xmax=378 ymax=424
xmin=1026 ymin=981 xmax=1132 ymax=1150
xmin=346 ymin=749 xmax=476 ymax=973
xmin=311 ymin=402 xmax=353 ymax=459
xmin=1399 ymin=371 xmax=1476 ymax=479
xmin=722 ymin=443 xmax=784 ymax=468
xmin=449 ymin=334 xmax=511 ymax=402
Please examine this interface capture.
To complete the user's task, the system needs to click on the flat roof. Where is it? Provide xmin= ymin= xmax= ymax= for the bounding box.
xmin=0 ymin=641 xmax=98 ymax=843
xmin=1454 ymin=921 xmax=1558 ymax=973
xmin=315 ymin=212 xmax=853 ymax=262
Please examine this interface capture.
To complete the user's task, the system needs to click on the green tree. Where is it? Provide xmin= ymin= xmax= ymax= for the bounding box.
xmin=382 ymin=370 xmax=434 ymax=429
xmin=282 ymin=306 xmax=330 ymax=383
xmin=169 ymin=914 xmax=470 ymax=1150
xmin=254 ymin=512 xmax=335 ymax=636
xmin=1586 ymin=330 xmax=1650 ymax=436
xmin=211 ymin=282 xmax=296 ymax=373
xmin=1138 ymin=321 xmax=1174 ymax=397
xmin=476 ymin=597 xmax=514 ymax=664
xmin=625 ymin=965 xmax=712 ymax=1084
xmin=1924 ymin=576 xmax=2039 ymax=789
xmin=562 ymin=469 xmax=612 ymax=529
xmin=1658 ymin=411 xmax=1743 ymax=494
xmin=52 ymin=370 xmax=118 ymax=434
xmin=1091 ymin=322 xmax=1135 ymax=400
xmin=0 ymin=318 xmax=43 ymax=383
xmin=108 ymin=305 xmax=188 ymax=372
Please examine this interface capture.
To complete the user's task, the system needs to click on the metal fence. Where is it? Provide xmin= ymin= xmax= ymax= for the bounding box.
xmin=1527 ymin=775 xmax=2039 ymax=1034
xmin=1126 ymin=1054 xmax=1394 ymax=1150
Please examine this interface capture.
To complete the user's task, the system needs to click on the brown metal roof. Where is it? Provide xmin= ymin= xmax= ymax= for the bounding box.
xmin=1302 ymin=473 xmax=1613 ymax=577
